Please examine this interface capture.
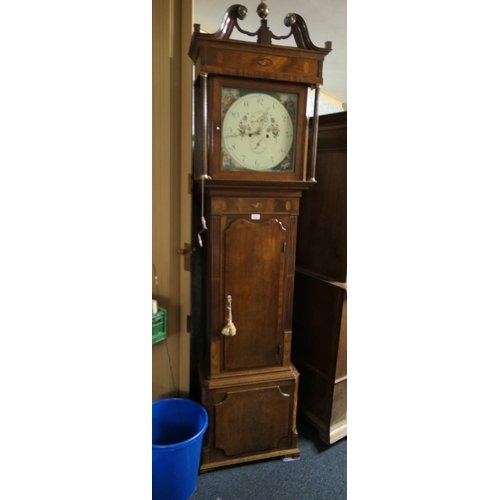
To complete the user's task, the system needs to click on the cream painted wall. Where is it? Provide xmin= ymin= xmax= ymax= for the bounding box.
xmin=152 ymin=0 xmax=193 ymax=401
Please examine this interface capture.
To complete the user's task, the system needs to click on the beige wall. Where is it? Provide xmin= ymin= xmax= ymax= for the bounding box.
xmin=152 ymin=0 xmax=193 ymax=401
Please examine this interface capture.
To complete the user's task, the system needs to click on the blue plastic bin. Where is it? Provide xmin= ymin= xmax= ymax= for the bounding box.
xmin=152 ymin=398 xmax=208 ymax=500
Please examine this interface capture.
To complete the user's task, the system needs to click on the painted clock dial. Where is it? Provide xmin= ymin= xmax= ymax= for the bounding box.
xmin=221 ymin=88 xmax=298 ymax=172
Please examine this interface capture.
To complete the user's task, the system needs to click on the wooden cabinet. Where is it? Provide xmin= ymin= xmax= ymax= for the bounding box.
xmin=292 ymin=111 xmax=347 ymax=444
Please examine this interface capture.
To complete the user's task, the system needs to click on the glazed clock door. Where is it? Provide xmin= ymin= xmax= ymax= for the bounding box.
xmin=221 ymin=90 xmax=296 ymax=172
xmin=221 ymin=214 xmax=288 ymax=372
xmin=208 ymin=76 xmax=310 ymax=182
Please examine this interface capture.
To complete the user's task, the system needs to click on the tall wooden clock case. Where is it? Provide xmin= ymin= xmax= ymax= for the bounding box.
xmin=189 ymin=3 xmax=331 ymax=471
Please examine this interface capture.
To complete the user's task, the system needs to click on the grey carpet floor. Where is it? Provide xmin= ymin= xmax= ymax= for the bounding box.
xmin=190 ymin=416 xmax=347 ymax=500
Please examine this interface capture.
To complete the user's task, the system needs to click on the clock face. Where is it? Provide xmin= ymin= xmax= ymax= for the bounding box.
xmin=221 ymin=88 xmax=298 ymax=172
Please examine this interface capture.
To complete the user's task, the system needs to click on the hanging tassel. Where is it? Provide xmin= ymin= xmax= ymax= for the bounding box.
xmin=197 ymin=175 xmax=209 ymax=247
xmin=221 ymin=295 xmax=237 ymax=336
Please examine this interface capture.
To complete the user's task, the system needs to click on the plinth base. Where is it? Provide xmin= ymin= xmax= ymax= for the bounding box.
xmin=199 ymin=363 xmax=300 ymax=471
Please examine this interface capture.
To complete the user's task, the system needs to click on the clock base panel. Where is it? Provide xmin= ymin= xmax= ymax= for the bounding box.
xmin=199 ymin=363 xmax=300 ymax=470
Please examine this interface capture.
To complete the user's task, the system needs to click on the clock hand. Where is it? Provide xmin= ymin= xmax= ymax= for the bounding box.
xmin=224 ymin=129 xmax=262 ymax=139
xmin=260 ymin=107 xmax=271 ymax=122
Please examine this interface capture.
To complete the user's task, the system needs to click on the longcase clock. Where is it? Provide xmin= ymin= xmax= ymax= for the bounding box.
xmin=188 ymin=2 xmax=331 ymax=471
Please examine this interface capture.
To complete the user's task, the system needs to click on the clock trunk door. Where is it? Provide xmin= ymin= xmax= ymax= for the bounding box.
xmin=222 ymin=215 xmax=287 ymax=371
